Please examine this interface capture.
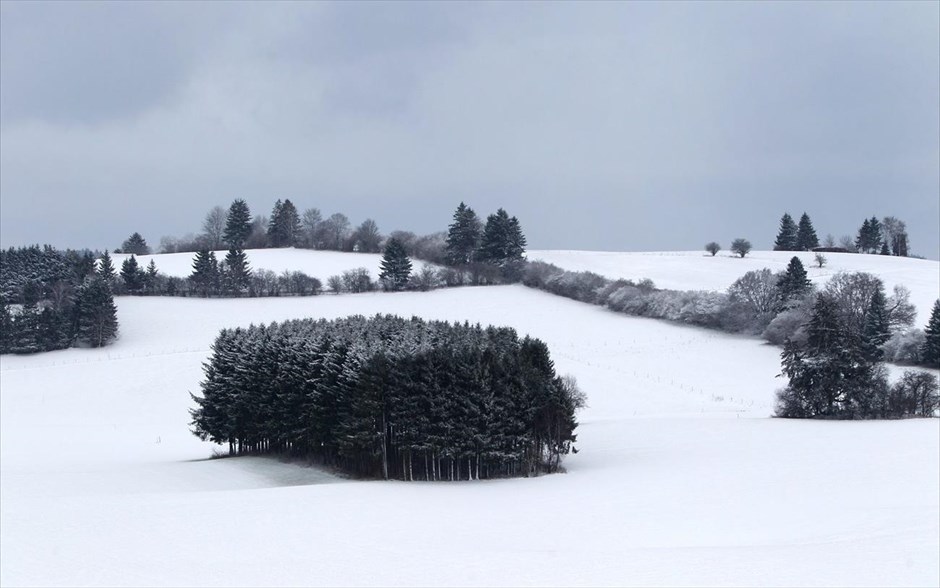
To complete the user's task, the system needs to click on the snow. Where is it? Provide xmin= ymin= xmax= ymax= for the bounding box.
xmin=111 ymin=248 xmax=437 ymax=283
xmin=2 ymin=254 xmax=939 ymax=586
xmin=528 ymin=249 xmax=940 ymax=325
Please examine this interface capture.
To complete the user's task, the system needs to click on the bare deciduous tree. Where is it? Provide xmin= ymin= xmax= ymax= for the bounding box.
xmin=202 ymin=206 xmax=227 ymax=251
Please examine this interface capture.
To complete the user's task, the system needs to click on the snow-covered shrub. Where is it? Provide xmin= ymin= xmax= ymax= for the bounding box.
xmin=544 ymin=270 xmax=609 ymax=304
xmin=762 ymin=294 xmax=814 ymax=345
xmin=341 ymin=268 xmax=374 ymax=293
xmin=882 ymin=329 xmax=925 ymax=365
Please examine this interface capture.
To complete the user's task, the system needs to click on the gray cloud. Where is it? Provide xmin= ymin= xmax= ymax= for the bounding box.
xmin=1 ymin=1 xmax=937 ymax=258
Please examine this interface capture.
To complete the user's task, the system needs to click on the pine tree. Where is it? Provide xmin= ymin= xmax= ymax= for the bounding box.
xmin=191 ymin=250 xmax=220 ymax=297
xmin=856 ymin=217 xmax=883 ymax=253
xmin=10 ymin=302 xmax=40 ymax=354
xmin=880 ymin=242 xmax=890 ymax=255
xmin=861 ymin=287 xmax=890 ymax=361
xmin=144 ymin=260 xmax=159 ymax=293
xmin=477 ymin=208 xmax=526 ymax=268
xmin=97 ymin=250 xmax=116 ymax=284
xmin=777 ymin=293 xmax=875 ymax=418
xmin=776 ymin=256 xmax=811 ymax=308
xmin=855 ymin=218 xmax=871 ymax=252
xmin=37 ymin=307 xmax=71 ymax=351
xmin=379 ymin=238 xmax=413 ymax=292
xmin=120 ymin=255 xmax=143 ymax=294
xmin=796 ymin=212 xmax=819 ymax=250
xmin=267 ymin=199 xmax=302 ymax=247
xmin=867 ymin=216 xmax=882 ymax=252
xmin=75 ymin=277 xmax=118 ymax=348
xmin=223 ymin=248 xmax=251 ymax=295
xmin=223 ymin=199 xmax=253 ymax=249
xmin=266 ymin=200 xmax=283 ymax=247
xmin=922 ymin=299 xmax=940 ymax=368
xmin=774 ymin=213 xmax=799 ymax=251
xmin=121 ymin=232 xmax=150 ymax=255
xmin=444 ymin=202 xmax=482 ymax=266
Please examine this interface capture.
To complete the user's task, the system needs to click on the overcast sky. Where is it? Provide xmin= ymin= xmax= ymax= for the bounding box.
xmin=1 ymin=1 xmax=938 ymax=257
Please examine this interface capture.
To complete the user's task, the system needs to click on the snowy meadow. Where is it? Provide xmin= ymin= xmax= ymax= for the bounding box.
xmin=1 ymin=251 xmax=938 ymax=587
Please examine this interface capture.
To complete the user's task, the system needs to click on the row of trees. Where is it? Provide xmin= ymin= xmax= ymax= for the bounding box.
xmin=1 ymin=245 xmax=118 ymax=354
xmin=191 ymin=315 xmax=584 ymax=480
xmin=770 ymin=212 xmax=913 ymax=256
xmin=150 ymin=199 xmax=389 ymax=255
xmin=522 ymin=255 xmax=939 ymax=371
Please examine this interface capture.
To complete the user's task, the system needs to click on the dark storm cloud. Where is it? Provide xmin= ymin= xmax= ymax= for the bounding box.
xmin=1 ymin=1 xmax=937 ymax=258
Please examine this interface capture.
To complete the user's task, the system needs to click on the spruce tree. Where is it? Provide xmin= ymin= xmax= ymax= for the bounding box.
xmin=267 ymin=199 xmax=301 ymax=247
xmin=97 ymin=250 xmax=116 ymax=283
xmin=144 ymin=260 xmax=159 ymax=293
xmin=477 ymin=208 xmax=525 ymax=269
xmin=861 ymin=287 xmax=890 ymax=361
xmin=922 ymin=299 xmax=940 ymax=368
xmin=75 ymin=277 xmax=118 ymax=348
xmin=880 ymin=242 xmax=890 ymax=255
xmin=191 ymin=250 xmax=219 ymax=297
xmin=120 ymin=255 xmax=143 ymax=294
xmin=121 ymin=232 xmax=150 ymax=255
xmin=223 ymin=199 xmax=253 ymax=249
xmin=796 ymin=212 xmax=819 ymax=250
xmin=776 ymin=256 xmax=811 ymax=308
xmin=867 ymin=216 xmax=882 ymax=252
xmin=10 ymin=302 xmax=40 ymax=354
xmin=224 ymin=248 xmax=251 ymax=295
xmin=379 ymin=239 xmax=412 ymax=291
xmin=856 ymin=216 xmax=883 ymax=253
xmin=773 ymin=213 xmax=798 ymax=251
xmin=266 ymin=200 xmax=284 ymax=247
xmin=444 ymin=202 xmax=482 ymax=266
xmin=855 ymin=218 xmax=872 ymax=252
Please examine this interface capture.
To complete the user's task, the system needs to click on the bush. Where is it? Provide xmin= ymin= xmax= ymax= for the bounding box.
xmin=886 ymin=371 xmax=939 ymax=418
xmin=731 ymin=238 xmax=752 ymax=258
xmin=882 ymin=329 xmax=925 ymax=365
xmin=341 ymin=268 xmax=374 ymax=293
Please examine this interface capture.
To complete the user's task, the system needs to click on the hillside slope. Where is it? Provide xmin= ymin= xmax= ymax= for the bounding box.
xmin=2 ymin=286 xmax=937 ymax=586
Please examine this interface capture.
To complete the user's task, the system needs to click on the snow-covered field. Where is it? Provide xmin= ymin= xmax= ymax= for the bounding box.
xmin=112 ymin=248 xmax=437 ymax=284
xmin=2 ymin=254 xmax=938 ymax=586
xmin=528 ymin=249 xmax=940 ymax=325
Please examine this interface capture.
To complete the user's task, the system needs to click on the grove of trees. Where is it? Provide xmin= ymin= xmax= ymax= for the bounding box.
xmin=191 ymin=315 xmax=584 ymax=480
xmin=1 ymin=245 xmax=118 ymax=353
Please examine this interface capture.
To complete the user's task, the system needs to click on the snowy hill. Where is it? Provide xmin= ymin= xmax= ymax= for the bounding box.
xmin=2 ymin=251 xmax=938 ymax=586
xmin=528 ymin=249 xmax=940 ymax=324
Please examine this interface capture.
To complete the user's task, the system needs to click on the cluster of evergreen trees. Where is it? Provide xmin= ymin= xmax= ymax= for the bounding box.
xmin=443 ymin=202 xmax=527 ymax=282
xmin=190 ymin=315 xmax=583 ymax=480
xmin=773 ymin=213 xmax=819 ymax=251
xmin=0 ymin=245 xmax=118 ymax=353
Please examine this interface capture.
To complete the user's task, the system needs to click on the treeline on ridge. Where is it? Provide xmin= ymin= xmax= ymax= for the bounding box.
xmin=190 ymin=315 xmax=584 ymax=480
